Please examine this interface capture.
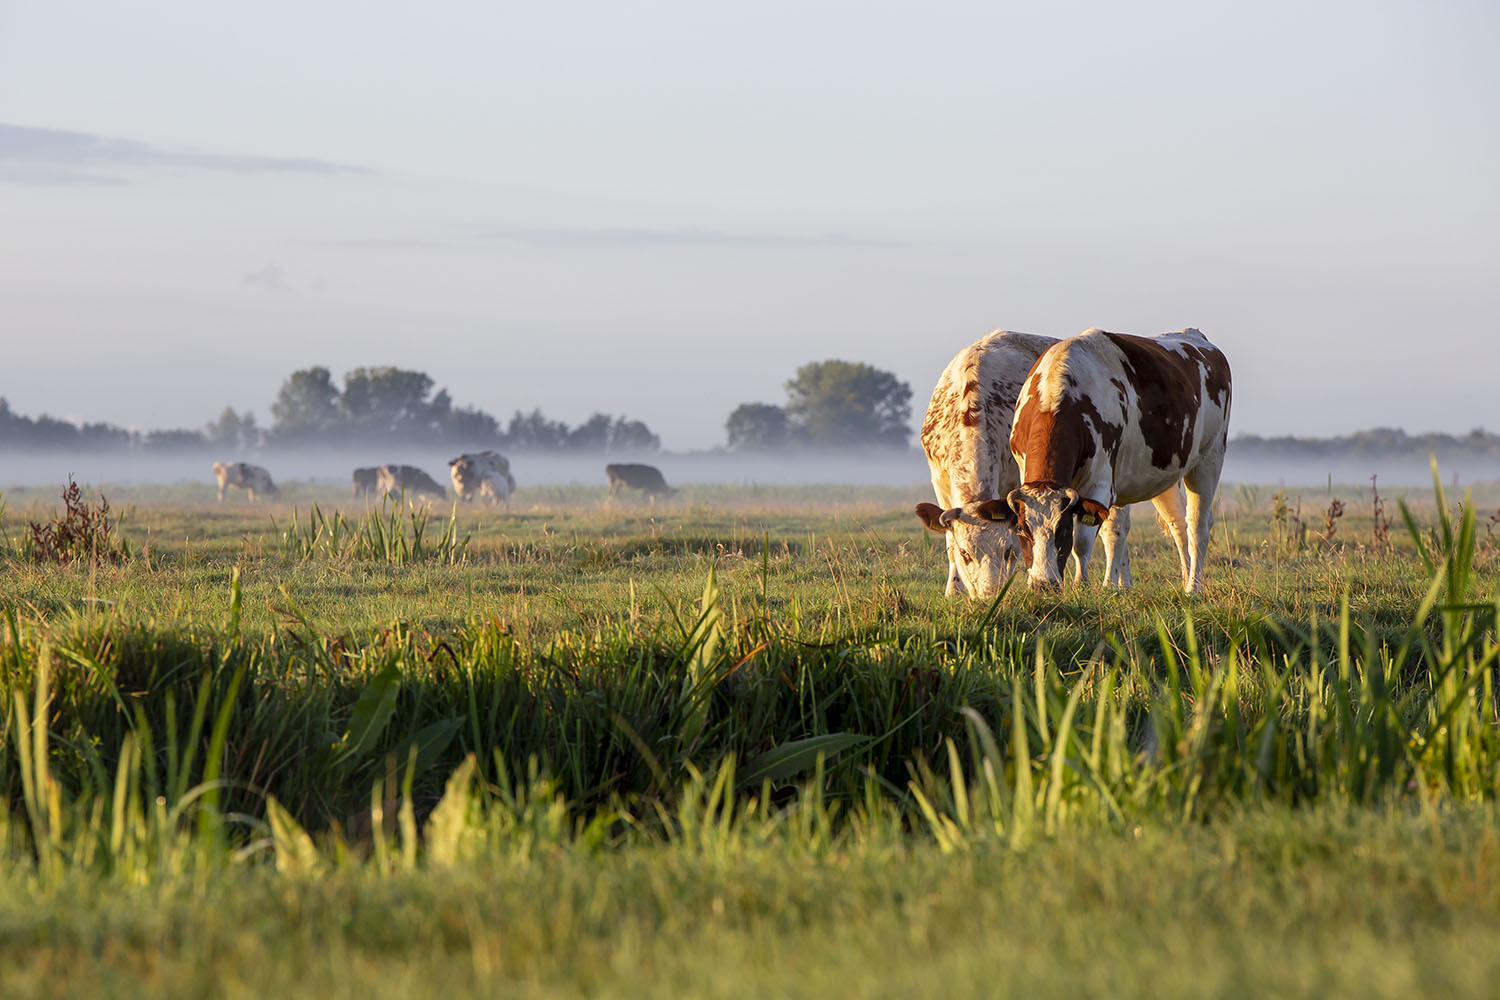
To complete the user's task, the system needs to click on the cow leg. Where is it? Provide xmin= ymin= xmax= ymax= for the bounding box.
xmin=1068 ymin=524 xmax=1098 ymax=585
xmin=217 ymin=484 xmax=226 ymax=502
xmin=1182 ymin=457 xmax=1225 ymax=594
xmin=1149 ymin=484 xmax=1191 ymax=588
xmin=944 ymin=535 xmax=965 ymax=598
xmin=1097 ymin=504 xmax=1132 ymax=588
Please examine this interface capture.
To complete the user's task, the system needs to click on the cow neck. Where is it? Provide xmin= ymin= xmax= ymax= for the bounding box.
xmin=1014 ymin=403 xmax=1091 ymax=488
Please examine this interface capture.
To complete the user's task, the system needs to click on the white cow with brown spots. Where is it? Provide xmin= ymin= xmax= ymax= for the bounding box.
xmin=212 ymin=461 xmax=279 ymax=502
xmin=1008 ymin=328 xmax=1232 ymax=593
xmin=449 ymin=450 xmax=516 ymax=505
xmin=912 ymin=330 xmax=1059 ymax=599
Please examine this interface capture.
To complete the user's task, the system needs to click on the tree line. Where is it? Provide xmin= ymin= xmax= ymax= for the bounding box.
xmin=1230 ymin=427 xmax=1500 ymax=460
xmin=0 ymin=366 xmax=661 ymax=453
xmin=0 ymin=359 xmax=923 ymax=454
xmin=5 ymin=362 xmax=1493 ymax=457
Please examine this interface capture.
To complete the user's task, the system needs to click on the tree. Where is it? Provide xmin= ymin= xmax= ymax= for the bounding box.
xmin=505 ymin=409 xmax=571 ymax=450
xmin=204 ymin=407 xmax=260 ymax=451
xmin=0 ymin=398 xmax=133 ymax=450
xmin=607 ymin=416 xmax=661 ymax=453
xmin=441 ymin=404 xmax=502 ymax=443
xmin=783 ymin=360 xmax=912 ymax=448
xmin=142 ymin=428 xmax=208 ymax=451
xmin=270 ymin=367 xmax=342 ymax=441
xmin=565 ymin=413 xmax=661 ymax=453
xmin=725 ymin=403 xmax=790 ymax=451
xmin=567 ymin=413 xmax=614 ymax=451
xmin=340 ymin=366 xmax=437 ymax=439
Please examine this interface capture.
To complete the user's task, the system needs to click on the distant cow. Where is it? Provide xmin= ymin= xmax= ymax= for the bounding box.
xmin=449 ymin=451 xmax=516 ymax=505
xmin=352 ymin=467 xmax=379 ymax=497
xmin=913 ymin=330 xmax=1060 ymax=599
xmin=1008 ymin=327 xmax=1232 ymax=593
xmin=375 ymin=464 xmax=448 ymax=500
xmin=212 ymin=461 xmax=279 ymax=502
xmin=606 ymin=463 xmax=675 ymax=500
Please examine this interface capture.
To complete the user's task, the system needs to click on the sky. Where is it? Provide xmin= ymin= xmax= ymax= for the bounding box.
xmin=2 ymin=0 xmax=1497 ymax=451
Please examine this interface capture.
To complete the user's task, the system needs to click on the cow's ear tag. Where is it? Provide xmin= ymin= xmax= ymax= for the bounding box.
xmin=1077 ymin=498 xmax=1109 ymax=527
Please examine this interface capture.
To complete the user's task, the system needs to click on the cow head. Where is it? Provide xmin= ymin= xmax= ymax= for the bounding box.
xmin=914 ymin=498 xmax=1024 ymax=599
xmin=1005 ymin=484 xmax=1109 ymax=590
xmin=449 ymin=455 xmax=477 ymax=487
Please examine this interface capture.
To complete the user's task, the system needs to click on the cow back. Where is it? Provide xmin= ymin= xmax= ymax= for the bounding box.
xmin=921 ymin=330 xmax=1055 ymax=506
xmin=1012 ymin=328 xmax=1231 ymax=505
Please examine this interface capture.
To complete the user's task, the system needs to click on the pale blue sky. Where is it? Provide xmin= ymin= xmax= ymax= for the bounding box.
xmin=3 ymin=1 xmax=1497 ymax=449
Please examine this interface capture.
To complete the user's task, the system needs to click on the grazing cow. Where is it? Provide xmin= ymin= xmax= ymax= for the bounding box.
xmin=913 ymin=330 xmax=1060 ymax=599
xmin=212 ymin=461 xmax=279 ymax=502
xmin=606 ymin=463 xmax=675 ymax=500
xmin=375 ymin=464 xmax=448 ymax=500
xmin=449 ymin=451 xmax=516 ymax=505
xmin=1008 ymin=327 xmax=1232 ymax=593
xmin=352 ymin=467 xmax=379 ymax=497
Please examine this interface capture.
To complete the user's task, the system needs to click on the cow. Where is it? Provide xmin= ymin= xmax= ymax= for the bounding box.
xmin=1007 ymin=327 xmax=1232 ymax=594
xmin=449 ymin=450 xmax=516 ymax=505
xmin=212 ymin=461 xmax=279 ymax=502
xmin=913 ymin=330 xmax=1060 ymax=599
xmin=352 ymin=467 xmax=379 ymax=497
xmin=375 ymin=464 xmax=448 ymax=500
xmin=606 ymin=463 xmax=675 ymax=501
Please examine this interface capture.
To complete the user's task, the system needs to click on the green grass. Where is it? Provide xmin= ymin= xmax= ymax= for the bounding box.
xmin=6 ymin=806 xmax=1500 ymax=999
xmin=1 ymin=472 xmax=1499 ymax=997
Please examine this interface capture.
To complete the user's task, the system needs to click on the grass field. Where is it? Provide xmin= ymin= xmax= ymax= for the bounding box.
xmin=2 ymin=473 xmax=1499 ymax=998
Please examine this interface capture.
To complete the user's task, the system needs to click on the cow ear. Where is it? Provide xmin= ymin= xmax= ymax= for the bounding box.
xmin=972 ymin=498 xmax=1016 ymax=524
xmin=1076 ymin=498 xmax=1110 ymax=527
xmin=915 ymin=502 xmax=949 ymax=532
xmin=1006 ymin=487 xmax=1026 ymax=519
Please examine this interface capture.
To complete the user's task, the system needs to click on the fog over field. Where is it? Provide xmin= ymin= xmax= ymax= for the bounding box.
xmin=0 ymin=446 xmax=1493 ymax=494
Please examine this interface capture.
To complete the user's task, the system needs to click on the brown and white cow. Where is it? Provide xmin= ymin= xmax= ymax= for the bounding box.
xmin=352 ymin=467 xmax=379 ymax=497
xmin=212 ymin=461 xmax=279 ymax=502
xmin=1008 ymin=328 xmax=1232 ymax=593
xmin=449 ymin=451 xmax=516 ymax=505
xmin=375 ymin=464 xmax=448 ymax=500
xmin=605 ymin=463 xmax=676 ymax=501
xmin=913 ymin=330 xmax=1059 ymax=598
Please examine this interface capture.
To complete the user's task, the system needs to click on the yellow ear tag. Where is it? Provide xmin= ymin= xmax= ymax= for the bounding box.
xmin=1079 ymin=511 xmax=1100 ymax=527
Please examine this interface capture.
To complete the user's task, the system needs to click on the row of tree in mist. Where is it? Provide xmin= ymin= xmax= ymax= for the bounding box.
xmin=11 ymin=360 xmax=1488 ymax=458
xmin=1230 ymin=427 xmax=1500 ymax=460
xmin=0 ymin=367 xmax=661 ymax=454
xmin=0 ymin=359 xmax=922 ymax=454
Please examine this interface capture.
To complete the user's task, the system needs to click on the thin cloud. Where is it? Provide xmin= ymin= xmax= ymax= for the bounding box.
xmin=0 ymin=162 xmax=130 ymax=186
xmin=241 ymin=264 xmax=292 ymax=292
xmin=314 ymin=225 xmax=900 ymax=253
xmin=483 ymin=226 xmax=897 ymax=250
xmin=0 ymin=122 xmax=369 ymax=184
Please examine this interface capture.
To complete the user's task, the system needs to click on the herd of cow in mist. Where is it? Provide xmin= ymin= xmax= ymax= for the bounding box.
xmin=209 ymin=326 xmax=1230 ymax=598
xmin=211 ymin=453 xmax=677 ymax=505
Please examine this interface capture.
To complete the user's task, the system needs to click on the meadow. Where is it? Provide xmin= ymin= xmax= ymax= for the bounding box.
xmin=1 ymin=472 xmax=1499 ymax=998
